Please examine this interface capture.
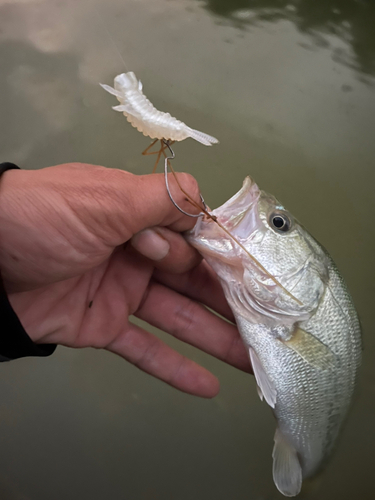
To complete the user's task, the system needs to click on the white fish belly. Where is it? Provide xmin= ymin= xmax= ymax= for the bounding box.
xmin=236 ymin=264 xmax=361 ymax=478
xmin=240 ymin=322 xmax=355 ymax=476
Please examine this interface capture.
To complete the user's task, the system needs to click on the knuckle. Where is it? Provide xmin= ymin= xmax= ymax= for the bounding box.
xmin=168 ymin=357 xmax=187 ymax=385
xmin=134 ymin=338 xmax=160 ymax=369
xmin=171 ymin=299 xmax=198 ymax=338
xmin=89 ymin=165 xmax=132 ymax=188
xmin=61 ymin=162 xmax=95 ymax=171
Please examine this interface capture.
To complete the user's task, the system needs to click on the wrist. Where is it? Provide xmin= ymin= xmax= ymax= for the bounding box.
xmin=0 ymin=163 xmax=56 ymax=359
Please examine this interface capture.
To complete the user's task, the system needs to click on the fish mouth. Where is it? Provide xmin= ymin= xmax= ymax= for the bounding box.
xmin=189 ymin=176 xmax=260 ymax=238
xmin=213 ymin=176 xmax=261 ymax=236
xmin=187 ymin=177 xmax=308 ymax=309
xmin=187 ymin=176 xmax=261 ymax=259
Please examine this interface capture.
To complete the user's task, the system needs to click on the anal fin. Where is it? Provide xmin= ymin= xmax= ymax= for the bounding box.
xmin=249 ymin=347 xmax=277 ymax=408
xmin=272 ymin=428 xmax=302 ymax=497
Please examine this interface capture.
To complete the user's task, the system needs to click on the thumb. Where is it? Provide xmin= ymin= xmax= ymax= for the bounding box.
xmin=117 ymin=169 xmax=203 ymax=237
xmin=7 ymin=163 xmax=203 ymax=245
xmin=0 ymin=164 xmax=203 ymax=290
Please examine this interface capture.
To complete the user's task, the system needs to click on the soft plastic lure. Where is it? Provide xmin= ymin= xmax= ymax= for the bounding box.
xmin=100 ymin=72 xmax=218 ymax=145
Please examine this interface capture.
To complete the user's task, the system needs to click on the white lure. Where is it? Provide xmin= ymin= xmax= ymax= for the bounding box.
xmin=100 ymin=72 xmax=219 ymax=145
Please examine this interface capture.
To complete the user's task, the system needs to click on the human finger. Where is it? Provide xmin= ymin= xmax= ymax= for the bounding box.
xmin=4 ymin=164 xmax=203 ymax=242
xmin=121 ymin=170 xmax=203 ymax=235
xmin=106 ymin=322 xmax=220 ymax=398
xmin=130 ymin=225 xmax=233 ymax=320
xmin=52 ymin=165 xmax=202 ymax=240
xmin=130 ymin=226 xmax=202 ymax=274
xmin=154 ymin=260 xmax=235 ymax=323
xmin=135 ymin=280 xmax=251 ymax=373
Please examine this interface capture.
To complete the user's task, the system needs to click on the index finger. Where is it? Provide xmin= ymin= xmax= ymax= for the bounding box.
xmin=154 ymin=260 xmax=235 ymax=323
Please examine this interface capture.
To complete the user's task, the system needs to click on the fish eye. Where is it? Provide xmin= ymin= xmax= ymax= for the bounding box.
xmin=269 ymin=212 xmax=292 ymax=233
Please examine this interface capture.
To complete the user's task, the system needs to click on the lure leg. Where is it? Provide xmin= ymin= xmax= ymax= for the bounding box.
xmin=152 ymin=144 xmax=164 ymax=173
xmin=142 ymin=140 xmax=175 ymax=173
xmin=142 ymin=138 xmax=159 ymax=156
xmin=142 ymin=139 xmax=172 ymax=157
xmin=152 ymin=140 xmax=175 ymax=173
xmin=142 ymin=139 xmax=166 ymax=172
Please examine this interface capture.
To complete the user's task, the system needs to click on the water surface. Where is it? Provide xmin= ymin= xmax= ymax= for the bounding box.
xmin=0 ymin=0 xmax=374 ymax=498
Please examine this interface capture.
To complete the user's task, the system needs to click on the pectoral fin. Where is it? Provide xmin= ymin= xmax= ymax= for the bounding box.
xmin=256 ymin=385 xmax=264 ymax=402
xmin=272 ymin=428 xmax=302 ymax=497
xmin=283 ymin=328 xmax=336 ymax=371
xmin=249 ymin=347 xmax=277 ymax=408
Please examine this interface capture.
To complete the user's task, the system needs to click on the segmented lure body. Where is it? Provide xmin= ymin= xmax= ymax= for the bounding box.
xmin=101 ymin=72 xmax=218 ymax=145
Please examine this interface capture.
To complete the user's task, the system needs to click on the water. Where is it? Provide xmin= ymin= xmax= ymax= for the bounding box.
xmin=0 ymin=0 xmax=374 ymax=498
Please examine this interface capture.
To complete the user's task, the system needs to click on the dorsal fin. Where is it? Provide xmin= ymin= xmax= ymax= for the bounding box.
xmin=272 ymin=428 xmax=302 ymax=497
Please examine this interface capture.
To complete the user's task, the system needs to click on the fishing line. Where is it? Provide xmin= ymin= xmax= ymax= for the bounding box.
xmin=162 ymin=141 xmax=303 ymax=306
xmin=92 ymin=7 xmax=302 ymax=307
xmin=92 ymin=3 xmax=130 ymax=73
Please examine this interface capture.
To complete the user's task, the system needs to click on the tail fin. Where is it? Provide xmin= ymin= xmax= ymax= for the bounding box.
xmin=187 ymin=127 xmax=219 ymax=146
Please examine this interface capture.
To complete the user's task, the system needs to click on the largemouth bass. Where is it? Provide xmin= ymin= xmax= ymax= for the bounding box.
xmin=187 ymin=177 xmax=361 ymax=497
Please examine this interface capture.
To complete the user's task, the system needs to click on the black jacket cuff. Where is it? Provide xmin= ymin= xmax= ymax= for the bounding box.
xmin=0 ymin=273 xmax=56 ymax=361
xmin=0 ymin=162 xmax=56 ymax=360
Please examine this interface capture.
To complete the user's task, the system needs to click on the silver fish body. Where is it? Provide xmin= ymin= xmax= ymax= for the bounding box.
xmin=187 ymin=177 xmax=361 ymax=497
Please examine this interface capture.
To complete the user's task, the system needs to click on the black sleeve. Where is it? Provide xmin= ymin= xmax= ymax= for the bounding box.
xmin=0 ymin=162 xmax=56 ymax=361
xmin=0 ymin=274 xmax=56 ymax=361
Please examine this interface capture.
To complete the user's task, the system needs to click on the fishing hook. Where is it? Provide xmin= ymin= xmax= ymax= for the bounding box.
xmin=163 ymin=139 xmax=206 ymax=218
xmin=162 ymin=141 xmax=302 ymax=305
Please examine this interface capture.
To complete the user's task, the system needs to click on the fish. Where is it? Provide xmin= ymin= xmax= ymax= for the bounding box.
xmin=187 ymin=177 xmax=362 ymax=497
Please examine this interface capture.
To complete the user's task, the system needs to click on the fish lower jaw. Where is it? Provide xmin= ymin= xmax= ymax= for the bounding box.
xmin=187 ymin=240 xmax=241 ymax=267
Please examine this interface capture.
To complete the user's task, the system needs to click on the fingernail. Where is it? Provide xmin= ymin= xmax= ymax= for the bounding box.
xmin=131 ymin=229 xmax=170 ymax=261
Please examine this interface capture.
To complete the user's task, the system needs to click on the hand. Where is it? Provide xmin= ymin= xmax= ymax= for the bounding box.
xmin=0 ymin=163 xmax=250 ymax=397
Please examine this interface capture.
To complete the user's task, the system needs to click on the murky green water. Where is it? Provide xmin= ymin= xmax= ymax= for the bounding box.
xmin=0 ymin=0 xmax=374 ymax=498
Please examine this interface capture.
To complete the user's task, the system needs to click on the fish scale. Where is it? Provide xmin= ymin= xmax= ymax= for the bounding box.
xmin=187 ymin=177 xmax=361 ymax=497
